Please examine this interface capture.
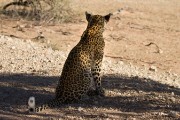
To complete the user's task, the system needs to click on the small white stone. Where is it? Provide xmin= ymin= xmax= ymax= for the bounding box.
xmin=149 ymin=66 xmax=157 ymax=72
xmin=158 ymin=112 xmax=167 ymax=116
xmin=170 ymin=97 xmax=176 ymax=102
xmin=118 ymin=61 xmax=124 ymax=65
xmin=77 ymin=107 xmax=83 ymax=112
xmin=11 ymin=46 xmax=16 ymax=50
xmin=159 ymin=49 xmax=163 ymax=54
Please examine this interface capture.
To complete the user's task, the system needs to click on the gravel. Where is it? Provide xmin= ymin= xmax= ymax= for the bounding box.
xmin=0 ymin=34 xmax=180 ymax=119
xmin=0 ymin=34 xmax=179 ymax=88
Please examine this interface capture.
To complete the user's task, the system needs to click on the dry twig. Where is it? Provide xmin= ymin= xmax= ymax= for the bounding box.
xmin=145 ymin=42 xmax=162 ymax=53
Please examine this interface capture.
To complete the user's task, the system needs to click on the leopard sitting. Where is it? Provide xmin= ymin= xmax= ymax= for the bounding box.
xmin=28 ymin=11 xmax=112 ymax=112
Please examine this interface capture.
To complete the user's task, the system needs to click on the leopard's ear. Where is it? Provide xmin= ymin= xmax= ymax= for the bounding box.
xmin=104 ymin=13 xmax=112 ymax=23
xmin=85 ymin=11 xmax=92 ymax=21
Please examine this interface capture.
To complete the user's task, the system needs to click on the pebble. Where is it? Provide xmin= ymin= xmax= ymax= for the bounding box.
xmin=168 ymin=111 xmax=179 ymax=118
xmin=149 ymin=66 xmax=157 ymax=72
xmin=170 ymin=97 xmax=176 ymax=102
xmin=0 ymin=34 xmax=179 ymax=90
xmin=159 ymin=49 xmax=163 ymax=54
xmin=11 ymin=46 xmax=16 ymax=50
xmin=77 ymin=107 xmax=83 ymax=112
xmin=118 ymin=61 xmax=124 ymax=65
xmin=157 ymin=112 xmax=167 ymax=116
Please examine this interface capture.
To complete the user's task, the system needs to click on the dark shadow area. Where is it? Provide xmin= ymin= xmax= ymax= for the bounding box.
xmin=102 ymin=75 xmax=180 ymax=95
xmin=0 ymin=73 xmax=59 ymax=87
xmin=0 ymin=73 xmax=58 ymax=111
xmin=0 ymin=73 xmax=179 ymax=119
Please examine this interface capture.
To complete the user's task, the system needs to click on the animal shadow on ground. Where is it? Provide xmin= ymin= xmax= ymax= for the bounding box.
xmin=0 ymin=73 xmax=179 ymax=118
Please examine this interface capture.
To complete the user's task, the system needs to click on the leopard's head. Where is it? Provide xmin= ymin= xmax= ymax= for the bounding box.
xmin=85 ymin=12 xmax=112 ymax=34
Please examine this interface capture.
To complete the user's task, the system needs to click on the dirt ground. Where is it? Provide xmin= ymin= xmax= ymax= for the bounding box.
xmin=0 ymin=74 xmax=179 ymax=119
xmin=0 ymin=0 xmax=180 ymax=119
xmin=1 ymin=0 xmax=180 ymax=74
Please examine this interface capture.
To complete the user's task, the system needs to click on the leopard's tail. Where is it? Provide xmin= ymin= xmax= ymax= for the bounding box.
xmin=28 ymin=96 xmax=63 ymax=112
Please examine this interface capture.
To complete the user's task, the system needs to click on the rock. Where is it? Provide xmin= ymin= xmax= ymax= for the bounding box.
xmin=168 ymin=111 xmax=179 ymax=118
xmin=11 ymin=46 xmax=16 ymax=50
xmin=170 ymin=97 xmax=176 ymax=102
xmin=159 ymin=49 xmax=163 ymax=54
xmin=77 ymin=107 xmax=83 ymax=112
xmin=118 ymin=61 xmax=124 ymax=65
xmin=149 ymin=66 xmax=157 ymax=72
xmin=157 ymin=112 xmax=167 ymax=116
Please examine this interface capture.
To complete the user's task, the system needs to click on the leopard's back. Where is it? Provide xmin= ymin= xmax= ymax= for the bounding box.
xmin=29 ymin=12 xmax=112 ymax=112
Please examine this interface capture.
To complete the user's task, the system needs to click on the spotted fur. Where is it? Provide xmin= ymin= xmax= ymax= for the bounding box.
xmin=29 ymin=12 xmax=111 ymax=112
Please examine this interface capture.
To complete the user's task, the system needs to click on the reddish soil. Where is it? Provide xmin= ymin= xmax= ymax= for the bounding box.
xmin=0 ymin=0 xmax=180 ymax=119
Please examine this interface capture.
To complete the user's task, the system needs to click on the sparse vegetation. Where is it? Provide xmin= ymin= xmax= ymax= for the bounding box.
xmin=38 ymin=0 xmax=74 ymax=23
xmin=0 ymin=0 xmax=74 ymax=23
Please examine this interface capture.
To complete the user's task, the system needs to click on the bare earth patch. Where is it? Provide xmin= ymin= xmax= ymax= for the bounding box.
xmin=0 ymin=0 xmax=180 ymax=119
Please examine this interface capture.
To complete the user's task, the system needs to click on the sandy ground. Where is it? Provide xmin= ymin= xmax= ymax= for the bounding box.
xmin=0 ymin=0 xmax=180 ymax=119
xmin=1 ymin=0 xmax=180 ymax=74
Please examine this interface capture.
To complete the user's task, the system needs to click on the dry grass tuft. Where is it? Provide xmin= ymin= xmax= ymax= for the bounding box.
xmin=39 ymin=0 xmax=74 ymax=23
xmin=0 ymin=0 xmax=74 ymax=23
